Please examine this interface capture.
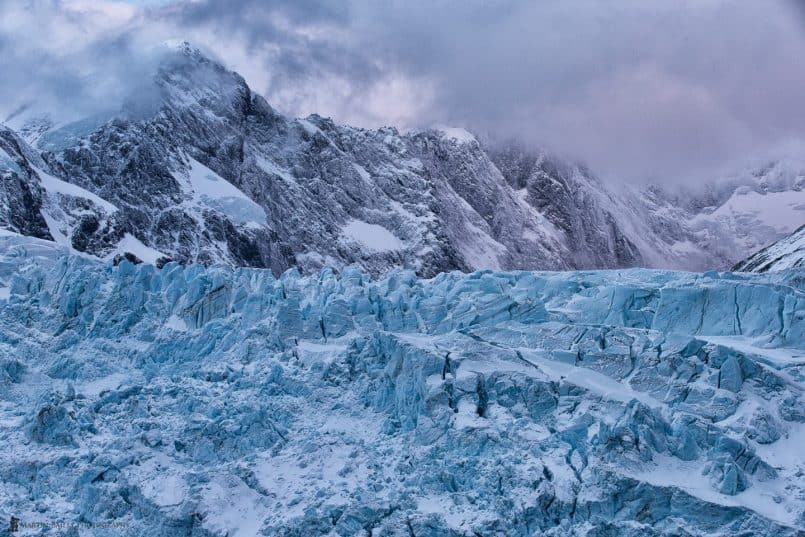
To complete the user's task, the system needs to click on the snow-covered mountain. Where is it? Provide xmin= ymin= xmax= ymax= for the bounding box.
xmin=1 ymin=41 xmax=803 ymax=275
xmin=0 ymin=236 xmax=802 ymax=535
xmin=649 ymin=158 xmax=805 ymax=270
xmin=490 ymin=143 xmax=805 ymax=272
xmin=1 ymin=40 xmax=803 ymax=537
xmin=0 ymin=42 xmax=583 ymax=277
xmin=734 ymin=224 xmax=805 ymax=272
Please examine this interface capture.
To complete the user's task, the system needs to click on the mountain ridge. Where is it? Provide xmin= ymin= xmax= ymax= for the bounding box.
xmin=1 ymin=42 xmax=803 ymax=275
xmin=734 ymin=224 xmax=805 ymax=272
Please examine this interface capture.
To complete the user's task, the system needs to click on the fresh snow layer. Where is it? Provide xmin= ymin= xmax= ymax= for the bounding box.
xmin=697 ymin=336 xmax=805 ymax=367
xmin=255 ymin=156 xmax=295 ymax=183
xmin=341 ymin=219 xmax=404 ymax=252
xmin=111 ymin=233 xmax=166 ymax=264
xmin=178 ymin=158 xmax=267 ymax=226
xmin=0 ymin=239 xmax=803 ymax=536
xmin=40 ymin=210 xmax=71 ymax=247
xmin=36 ymin=166 xmax=118 ymax=212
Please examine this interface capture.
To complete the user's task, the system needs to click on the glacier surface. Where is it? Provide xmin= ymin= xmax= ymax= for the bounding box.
xmin=0 ymin=236 xmax=803 ymax=536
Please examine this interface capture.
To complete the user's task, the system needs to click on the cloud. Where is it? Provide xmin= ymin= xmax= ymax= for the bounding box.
xmin=334 ymin=0 xmax=805 ymax=181
xmin=0 ymin=1 xmax=164 ymax=123
xmin=3 ymin=0 xmax=805 ymax=182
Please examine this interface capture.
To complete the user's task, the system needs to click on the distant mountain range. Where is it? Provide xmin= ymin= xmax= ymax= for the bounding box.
xmin=1 ymin=41 xmax=803 ymax=275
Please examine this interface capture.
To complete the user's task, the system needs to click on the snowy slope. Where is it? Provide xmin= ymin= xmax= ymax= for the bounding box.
xmin=734 ymin=225 xmax=805 ymax=272
xmin=0 ymin=239 xmax=802 ymax=536
xmin=698 ymin=189 xmax=805 ymax=240
xmin=682 ymin=159 xmax=805 ymax=265
xmin=2 ymin=44 xmax=573 ymax=276
xmin=490 ymin=144 xmax=805 ymax=272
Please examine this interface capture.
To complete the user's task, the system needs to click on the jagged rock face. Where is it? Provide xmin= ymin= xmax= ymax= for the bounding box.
xmin=0 ymin=128 xmax=51 ymax=239
xmin=1 ymin=42 xmax=803 ymax=276
xmin=490 ymin=144 xmax=805 ymax=273
xmin=0 ymin=237 xmax=803 ymax=536
xmin=2 ymin=45 xmax=573 ymax=277
xmin=734 ymin=224 xmax=805 ymax=272
xmin=490 ymin=144 xmax=642 ymax=269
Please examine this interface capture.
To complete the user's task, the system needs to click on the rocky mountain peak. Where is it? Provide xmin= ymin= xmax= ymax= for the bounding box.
xmin=0 ymin=45 xmax=802 ymax=276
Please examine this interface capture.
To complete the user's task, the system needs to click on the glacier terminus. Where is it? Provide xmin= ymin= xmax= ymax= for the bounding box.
xmin=0 ymin=235 xmax=802 ymax=536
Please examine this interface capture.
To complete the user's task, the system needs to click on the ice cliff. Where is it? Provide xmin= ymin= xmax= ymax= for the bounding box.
xmin=0 ymin=236 xmax=803 ymax=536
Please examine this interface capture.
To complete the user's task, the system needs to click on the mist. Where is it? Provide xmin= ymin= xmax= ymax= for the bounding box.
xmin=3 ymin=0 xmax=805 ymax=183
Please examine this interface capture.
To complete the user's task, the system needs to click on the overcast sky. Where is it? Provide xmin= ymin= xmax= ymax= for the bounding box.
xmin=2 ymin=0 xmax=805 ymax=182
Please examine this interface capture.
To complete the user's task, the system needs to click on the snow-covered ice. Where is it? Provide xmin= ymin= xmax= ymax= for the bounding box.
xmin=0 ymin=237 xmax=802 ymax=536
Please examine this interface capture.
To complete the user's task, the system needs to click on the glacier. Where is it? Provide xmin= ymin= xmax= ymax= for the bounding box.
xmin=0 ymin=235 xmax=803 ymax=536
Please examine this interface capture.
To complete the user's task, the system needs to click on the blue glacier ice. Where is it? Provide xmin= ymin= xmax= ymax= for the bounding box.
xmin=0 ymin=235 xmax=803 ymax=536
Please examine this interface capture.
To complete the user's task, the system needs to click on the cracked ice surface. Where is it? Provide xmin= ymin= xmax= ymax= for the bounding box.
xmin=0 ymin=236 xmax=803 ymax=536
